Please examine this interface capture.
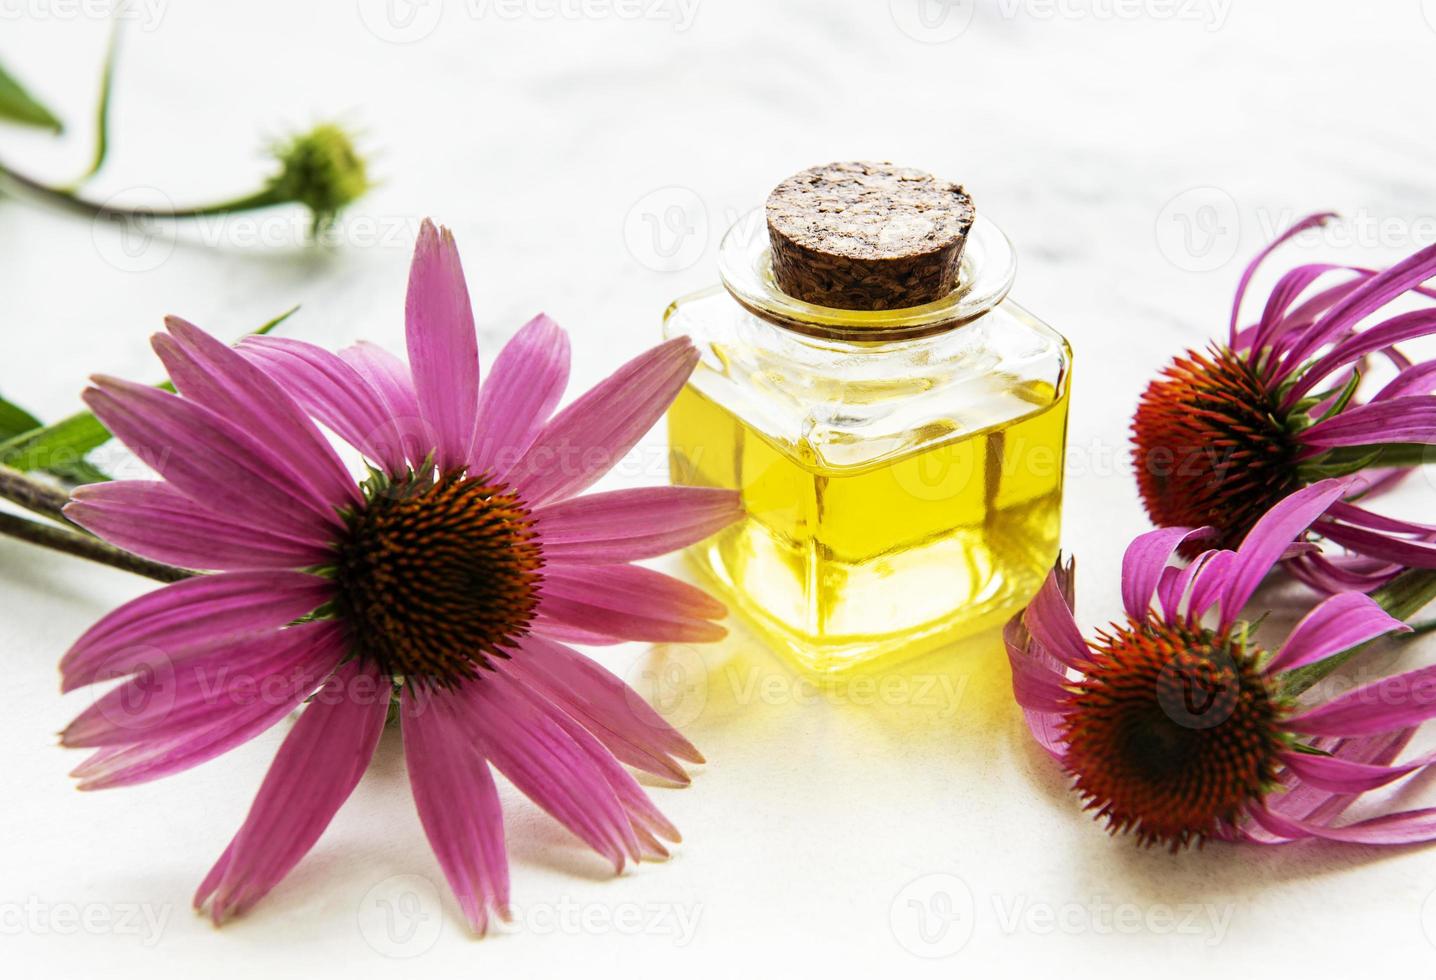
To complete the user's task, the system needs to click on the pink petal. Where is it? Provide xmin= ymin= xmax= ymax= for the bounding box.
xmin=1319 ymin=520 xmax=1436 ymax=569
xmin=1280 ymin=747 xmax=1436 ymax=794
xmin=1251 ymin=802 xmax=1436 ymax=845
xmin=405 ymin=219 xmax=479 ymax=470
xmin=1375 ymin=361 xmax=1436 ymax=401
xmin=1265 ymin=591 xmax=1410 ymax=675
xmin=1002 ymin=612 xmax=1068 ymax=760
xmin=65 ymin=481 xmax=332 ymax=572
xmin=1300 ymin=396 xmax=1436 ymax=449
xmin=60 ymin=571 xmax=334 ymax=692
xmin=238 ymin=336 xmax=411 ymax=474
xmin=1022 ymin=562 xmax=1090 ymax=670
xmin=471 ymin=314 xmax=570 ymax=478
xmin=62 ymin=623 xmax=342 ymax=748
xmin=69 ymin=622 xmax=346 ymax=790
xmin=1229 ymin=212 xmax=1336 ymax=346
xmin=1120 ymin=526 xmax=1207 ymax=622
xmin=401 ymin=685 xmax=510 ymax=934
xmin=453 ymin=676 xmax=640 ymax=871
xmin=1219 ymin=480 xmax=1348 ymax=630
xmin=83 ymin=378 xmax=340 ymax=539
xmin=1268 ymin=729 xmax=1415 ymax=825
xmin=504 ymin=635 xmax=702 ymax=783
xmin=536 ymin=563 xmax=727 ymax=644
xmin=510 ymin=337 xmax=698 ymax=507
xmin=339 ymin=341 xmax=429 ymax=467
xmin=155 ymin=318 xmax=360 ymax=508
xmin=1287 ymin=662 xmax=1436 ymax=737
xmin=197 ymin=659 xmax=388 ymax=923
xmin=536 ymin=486 xmax=742 ymax=565
xmin=1285 ymin=309 xmax=1436 ymax=404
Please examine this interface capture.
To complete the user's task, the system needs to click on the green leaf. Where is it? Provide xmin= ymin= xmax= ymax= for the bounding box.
xmin=0 ymin=58 xmax=62 ymax=133
xmin=0 ymin=393 xmax=42 ymax=443
xmin=0 ymin=307 xmax=301 ymax=480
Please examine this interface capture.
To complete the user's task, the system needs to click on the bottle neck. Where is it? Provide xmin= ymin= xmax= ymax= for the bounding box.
xmin=719 ymin=207 xmax=1017 ymax=343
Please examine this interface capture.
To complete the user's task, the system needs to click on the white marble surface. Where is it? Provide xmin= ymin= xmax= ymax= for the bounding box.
xmin=3 ymin=1 xmax=1436 ymax=976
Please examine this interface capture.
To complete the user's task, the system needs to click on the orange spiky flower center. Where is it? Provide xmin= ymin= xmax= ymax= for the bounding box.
xmin=1132 ymin=345 xmax=1301 ymax=551
xmin=1061 ymin=618 xmax=1286 ymax=850
xmin=335 ymin=471 xmax=543 ymax=687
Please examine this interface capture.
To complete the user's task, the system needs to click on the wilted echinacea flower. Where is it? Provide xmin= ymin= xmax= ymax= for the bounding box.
xmin=1132 ymin=214 xmax=1436 ymax=592
xmin=56 ymin=220 xmax=742 ymax=931
xmin=1006 ymin=480 xmax=1436 ymax=849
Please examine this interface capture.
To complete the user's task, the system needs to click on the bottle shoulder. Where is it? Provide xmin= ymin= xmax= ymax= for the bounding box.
xmin=663 ymin=286 xmax=1071 ymax=473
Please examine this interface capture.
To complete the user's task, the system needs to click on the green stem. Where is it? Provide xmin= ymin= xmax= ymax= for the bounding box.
xmin=1280 ymin=568 xmax=1436 ymax=697
xmin=0 ymin=511 xmax=191 ymax=583
xmin=0 ymin=464 xmax=72 ymax=522
xmin=0 ymin=161 xmax=285 ymax=221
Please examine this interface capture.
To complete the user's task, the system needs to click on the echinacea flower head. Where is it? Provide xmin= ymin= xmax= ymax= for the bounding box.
xmin=266 ymin=123 xmax=369 ymax=232
xmin=1132 ymin=214 xmax=1436 ymax=590
xmin=1006 ymin=480 xmax=1436 ymax=850
xmin=57 ymin=219 xmax=742 ymax=931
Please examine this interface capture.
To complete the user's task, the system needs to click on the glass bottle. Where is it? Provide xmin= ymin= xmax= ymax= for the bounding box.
xmin=665 ymin=164 xmax=1072 ymax=673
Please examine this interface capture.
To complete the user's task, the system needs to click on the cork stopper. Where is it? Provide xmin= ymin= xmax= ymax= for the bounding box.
xmin=765 ymin=161 xmax=976 ymax=311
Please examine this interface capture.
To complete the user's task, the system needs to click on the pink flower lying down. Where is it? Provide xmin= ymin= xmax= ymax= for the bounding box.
xmin=1007 ymin=479 xmax=1436 ymax=849
xmin=58 ymin=219 xmax=742 ymax=931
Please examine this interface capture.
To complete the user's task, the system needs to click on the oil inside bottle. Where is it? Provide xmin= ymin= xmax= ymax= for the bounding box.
xmin=668 ymin=377 xmax=1070 ymax=673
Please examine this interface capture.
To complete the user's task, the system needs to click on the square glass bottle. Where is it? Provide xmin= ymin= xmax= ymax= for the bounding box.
xmin=665 ymin=163 xmax=1072 ymax=673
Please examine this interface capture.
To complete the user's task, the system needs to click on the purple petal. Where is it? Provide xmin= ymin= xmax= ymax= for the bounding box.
xmin=1219 ymin=480 xmax=1348 ymax=630
xmin=1003 ymin=612 xmax=1069 ymax=760
xmin=198 ymin=659 xmax=388 ymax=923
xmin=60 ymin=571 xmax=334 ymax=692
xmin=471 ymin=314 xmax=570 ymax=478
xmin=339 ymin=341 xmax=429 ymax=467
xmin=1265 ymin=591 xmax=1410 ymax=675
xmin=1280 ymin=747 xmax=1436 ymax=794
xmin=155 ymin=318 xmax=360 ymax=508
xmin=510 ymin=337 xmax=698 ymax=507
xmin=1375 ymin=361 xmax=1436 ymax=401
xmin=401 ymin=685 xmax=510 ymax=934
xmin=1252 ymin=802 xmax=1436 ymax=845
xmin=405 ymin=219 xmax=480 ymax=470
xmin=1022 ymin=562 xmax=1089 ymax=669
xmin=1287 ymin=662 xmax=1436 ymax=737
xmin=65 ymin=481 xmax=332 ymax=572
xmin=1229 ymin=213 xmax=1336 ymax=345
xmin=536 ymin=563 xmax=727 ymax=644
xmin=1319 ymin=520 xmax=1436 ymax=569
xmin=1300 ymin=396 xmax=1436 ymax=449
xmin=238 ymin=336 xmax=411 ymax=474
xmin=1286 ymin=309 xmax=1436 ymax=404
xmin=1120 ymin=526 xmax=1206 ymax=622
xmin=536 ymin=486 xmax=742 ymax=565
xmin=84 ymin=378 xmax=341 ymax=539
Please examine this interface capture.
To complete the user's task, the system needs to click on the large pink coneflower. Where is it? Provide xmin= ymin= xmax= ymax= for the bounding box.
xmin=1132 ymin=215 xmax=1436 ymax=591
xmin=1006 ymin=479 xmax=1436 ymax=849
xmin=57 ymin=220 xmax=741 ymax=931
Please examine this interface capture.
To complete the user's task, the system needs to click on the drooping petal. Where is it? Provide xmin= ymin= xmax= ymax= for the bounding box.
xmin=1229 ymin=212 xmax=1336 ymax=346
xmin=1265 ymin=591 xmax=1410 ymax=675
xmin=535 ymin=486 xmax=742 ymax=565
xmin=472 ymin=314 xmax=570 ymax=478
xmin=197 ymin=659 xmax=389 ymax=923
xmin=60 ymin=571 xmax=334 ymax=692
xmin=503 ymin=635 xmax=702 ymax=784
xmin=1267 ymin=729 xmax=1415 ymax=826
xmin=401 ymin=684 xmax=509 ymax=934
xmin=1285 ymin=309 xmax=1436 ymax=403
xmin=1002 ymin=612 xmax=1068 ymax=760
xmin=238 ymin=336 xmax=410 ymax=474
xmin=1219 ymin=480 xmax=1348 ymax=629
xmin=1120 ymin=526 xmax=1207 ymax=622
xmin=62 ymin=623 xmax=343 ymax=748
xmin=1300 ymin=397 xmax=1436 ymax=449
xmin=1251 ymin=802 xmax=1436 ymax=846
xmin=84 ymin=378 xmax=341 ymax=539
xmin=1279 ymin=747 xmax=1436 ymax=794
xmin=1287 ymin=662 xmax=1436 ymax=737
xmin=65 ymin=481 xmax=332 ymax=572
xmin=510 ymin=337 xmax=698 ymax=507
xmin=453 ymin=675 xmax=641 ymax=872
xmin=535 ymin=563 xmax=727 ymax=644
xmin=1319 ymin=519 xmax=1436 ymax=569
xmin=405 ymin=219 xmax=479 ymax=470
xmin=1022 ymin=562 xmax=1090 ymax=670
xmin=154 ymin=318 xmax=361 ymax=508
xmin=68 ymin=622 xmax=346 ymax=790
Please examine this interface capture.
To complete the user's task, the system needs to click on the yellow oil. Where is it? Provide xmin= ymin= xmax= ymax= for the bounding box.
xmin=668 ymin=381 xmax=1069 ymax=672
